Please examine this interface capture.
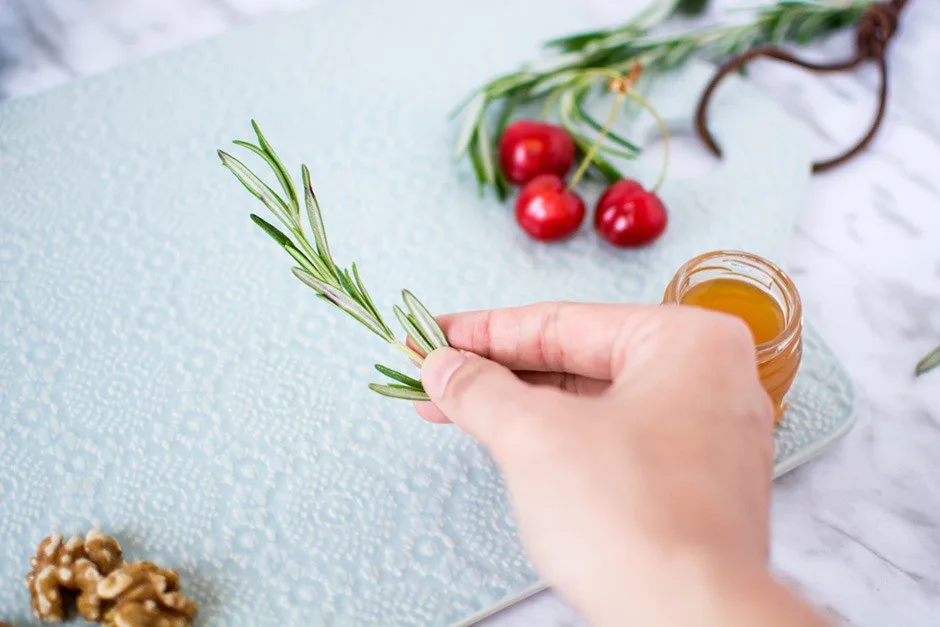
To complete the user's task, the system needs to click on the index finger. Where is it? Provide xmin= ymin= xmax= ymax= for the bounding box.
xmin=430 ymin=302 xmax=659 ymax=380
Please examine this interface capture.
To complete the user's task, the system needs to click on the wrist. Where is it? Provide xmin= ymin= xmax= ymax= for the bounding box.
xmin=586 ymin=549 xmax=829 ymax=627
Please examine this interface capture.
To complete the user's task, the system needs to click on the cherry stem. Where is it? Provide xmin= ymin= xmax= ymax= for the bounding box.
xmin=628 ymin=90 xmax=670 ymax=193
xmin=567 ymin=90 xmax=628 ymax=191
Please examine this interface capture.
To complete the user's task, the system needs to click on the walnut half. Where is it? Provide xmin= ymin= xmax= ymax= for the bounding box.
xmin=26 ymin=532 xmax=197 ymax=626
xmin=99 ymin=562 xmax=197 ymax=627
xmin=25 ymin=530 xmax=125 ymax=623
xmin=25 ymin=533 xmax=87 ymax=622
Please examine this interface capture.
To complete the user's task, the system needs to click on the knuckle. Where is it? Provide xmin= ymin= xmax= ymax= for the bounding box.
xmin=534 ymin=301 xmax=568 ymax=370
xmin=466 ymin=309 xmax=496 ymax=357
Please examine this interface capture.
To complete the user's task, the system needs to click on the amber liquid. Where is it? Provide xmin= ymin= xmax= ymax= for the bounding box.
xmin=680 ymin=278 xmax=785 ymax=346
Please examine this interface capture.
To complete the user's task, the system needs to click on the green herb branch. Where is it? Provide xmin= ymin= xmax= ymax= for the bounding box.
xmin=916 ymin=345 xmax=940 ymax=377
xmin=218 ymin=121 xmax=448 ymax=401
xmin=454 ymin=0 xmax=873 ymax=198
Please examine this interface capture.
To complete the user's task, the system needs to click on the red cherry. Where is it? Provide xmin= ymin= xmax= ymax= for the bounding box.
xmin=515 ymin=174 xmax=586 ymax=241
xmin=499 ymin=120 xmax=576 ymax=185
xmin=594 ymin=179 xmax=668 ymax=247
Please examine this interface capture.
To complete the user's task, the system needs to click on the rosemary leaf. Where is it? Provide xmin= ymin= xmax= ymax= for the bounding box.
xmin=352 ymin=262 xmax=390 ymax=334
xmin=597 ymin=143 xmax=641 ymax=160
xmin=368 ymin=383 xmax=430 ymax=402
xmin=250 ymin=120 xmax=300 ymax=216
xmin=485 ymin=72 xmax=536 ymax=98
xmin=249 ymin=213 xmax=293 ymax=248
xmin=494 ymin=172 xmax=511 ymax=201
xmin=337 ymin=267 xmax=358 ymax=298
xmin=218 ymin=150 xmax=293 ymax=228
xmin=454 ymin=92 xmax=486 ymax=159
xmin=795 ymin=13 xmax=826 ymax=44
xmin=292 ymin=267 xmax=391 ymax=340
xmin=476 ymin=121 xmax=499 ymax=190
xmin=285 ymin=243 xmax=327 ymax=281
xmin=301 ymin=165 xmax=339 ymax=280
xmin=544 ymin=28 xmax=612 ymax=52
xmin=915 ymin=345 xmax=940 ymax=377
xmin=374 ymin=364 xmax=424 ymax=389
xmin=402 ymin=290 xmax=449 ymax=349
xmin=250 ymin=213 xmax=331 ymax=279
xmin=495 ymin=91 xmax=525 ymax=139
xmin=467 ymin=136 xmax=488 ymax=195
xmin=771 ymin=13 xmax=795 ymax=44
xmin=394 ymin=305 xmax=434 ymax=356
xmin=675 ymin=0 xmax=708 ymax=17
xmin=575 ymin=93 xmax=641 ymax=153
xmin=528 ymin=69 xmax=586 ymax=98
xmin=233 ymin=136 xmax=298 ymax=221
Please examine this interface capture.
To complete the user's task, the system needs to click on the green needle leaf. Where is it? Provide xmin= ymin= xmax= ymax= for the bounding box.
xmin=467 ymin=136 xmax=487 ymax=195
xmin=484 ymin=72 xmax=535 ymax=98
xmin=454 ymin=92 xmax=486 ymax=160
xmin=247 ymin=215 xmax=329 ymax=282
xmin=575 ymin=96 xmax=641 ymax=154
xmin=544 ymin=28 xmax=610 ymax=52
xmin=915 ymin=345 xmax=940 ymax=377
xmin=249 ymin=213 xmax=292 ymax=248
xmin=352 ymin=263 xmax=388 ymax=332
xmin=301 ymin=164 xmax=338 ymax=279
xmin=402 ymin=290 xmax=449 ymax=349
xmin=284 ymin=243 xmax=326 ymax=281
xmin=293 ymin=268 xmax=391 ymax=340
xmin=368 ymin=383 xmax=430 ymax=402
xmin=218 ymin=150 xmax=292 ymax=228
xmin=476 ymin=121 xmax=498 ymax=188
xmin=374 ymin=364 xmax=423 ymax=389
xmin=250 ymin=120 xmax=300 ymax=215
xmin=393 ymin=305 xmax=434 ymax=356
xmin=234 ymin=138 xmax=298 ymax=219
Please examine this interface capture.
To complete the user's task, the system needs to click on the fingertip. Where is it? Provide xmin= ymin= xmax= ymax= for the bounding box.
xmin=413 ymin=401 xmax=452 ymax=424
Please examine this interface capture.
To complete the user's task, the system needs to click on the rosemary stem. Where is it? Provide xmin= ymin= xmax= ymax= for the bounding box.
xmin=394 ymin=341 xmax=426 ymax=366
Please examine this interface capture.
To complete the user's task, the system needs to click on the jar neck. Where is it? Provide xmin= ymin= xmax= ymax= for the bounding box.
xmin=663 ymin=250 xmax=803 ymax=361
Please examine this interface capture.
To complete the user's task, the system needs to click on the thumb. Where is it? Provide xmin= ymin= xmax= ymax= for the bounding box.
xmin=422 ymin=347 xmax=545 ymax=450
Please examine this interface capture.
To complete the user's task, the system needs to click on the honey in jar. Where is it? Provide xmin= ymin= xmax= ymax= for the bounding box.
xmin=663 ymin=251 xmax=803 ymax=420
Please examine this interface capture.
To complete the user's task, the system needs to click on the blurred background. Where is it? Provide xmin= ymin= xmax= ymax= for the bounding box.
xmin=0 ymin=0 xmax=643 ymax=101
xmin=0 ymin=0 xmax=316 ymax=99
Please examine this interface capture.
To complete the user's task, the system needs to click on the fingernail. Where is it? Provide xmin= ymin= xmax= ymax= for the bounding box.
xmin=422 ymin=347 xmax=467 ymax=399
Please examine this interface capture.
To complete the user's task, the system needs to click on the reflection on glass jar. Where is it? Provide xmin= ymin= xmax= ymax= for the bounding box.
xmin=663 ymin=250 xmax=803 ymax=420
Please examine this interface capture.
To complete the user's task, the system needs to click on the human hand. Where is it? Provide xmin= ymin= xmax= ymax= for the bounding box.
xmin=416 ymin=303 xmax=827 ymax=626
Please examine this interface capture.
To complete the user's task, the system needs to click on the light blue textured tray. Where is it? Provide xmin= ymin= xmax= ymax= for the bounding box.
xmin=0 ymin=0 xmax=855 ymax=624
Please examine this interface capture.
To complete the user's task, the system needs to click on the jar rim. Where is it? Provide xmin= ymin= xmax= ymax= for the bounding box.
xmin=666 ymin=250 xmax=803 ymax=356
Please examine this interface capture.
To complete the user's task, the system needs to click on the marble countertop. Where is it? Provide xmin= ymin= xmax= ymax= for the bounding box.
xmin=1 ymin=0 xmax=938 ymax=625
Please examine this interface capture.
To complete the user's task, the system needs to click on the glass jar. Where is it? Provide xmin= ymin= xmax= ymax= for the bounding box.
xmin=662 ymin=250 xmax=803 ymax=419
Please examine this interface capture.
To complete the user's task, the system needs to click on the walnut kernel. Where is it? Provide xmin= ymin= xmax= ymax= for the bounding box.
xmin=85 ymin=529 xmax=124 ymax=574
xmin=26 ymin=530 xmax=126 ymax=623
xmin=99 ymin=562 xmax=197 ymax=627
xmin=25 ymin=533 xmax=87 ymax=622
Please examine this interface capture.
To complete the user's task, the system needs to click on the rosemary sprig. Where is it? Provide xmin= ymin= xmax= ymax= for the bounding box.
xmin=915 ymin=345 xmax=940 ymax=377
xmin=454 ymin=0 xmax=873 ymax=197
xmin=219 ymin=121 xmax=449 ymax=402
